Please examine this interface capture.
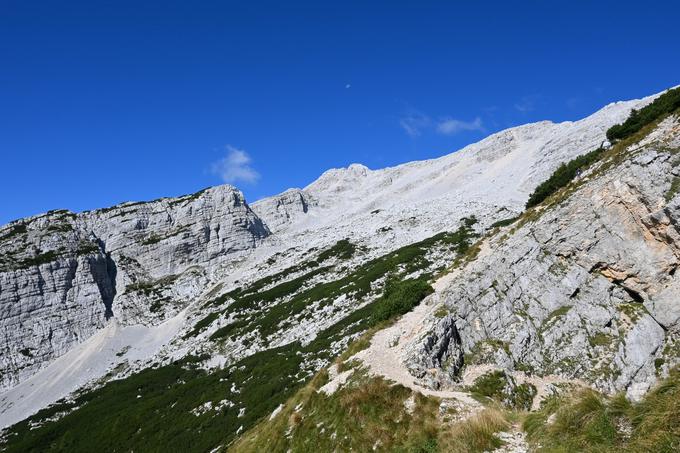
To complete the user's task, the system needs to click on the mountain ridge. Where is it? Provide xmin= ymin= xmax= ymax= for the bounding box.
xmin=1 ymin=87 xmax=676 ymax=451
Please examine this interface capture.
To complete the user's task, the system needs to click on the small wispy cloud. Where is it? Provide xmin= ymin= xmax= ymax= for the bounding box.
xmin=399 ymin=112 xmax=431 ymax=137
xmin=514 ymin=95 xmax=541 ymax=113
xmin=211 ymin=145 xmax=260 ymax=184
xmin=436 ymin=117 xmax=485 ymax=135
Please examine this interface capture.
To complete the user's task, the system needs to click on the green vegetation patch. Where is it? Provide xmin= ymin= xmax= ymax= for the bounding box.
xmin=617 ymin=302 xmax=648 ymax=323
xmin=125 ymin=274 xmax=180 ymax=296
xmin=666 ymin=176 xmax=680 ymax=202
xmin=607 ymin=86 xmax=680 ymax=142
xmin=46 ymin=223 xmax=74 ymax=233
xmin=524 ymin=368 xmax=680 ymax=452
xmin=490 ymin=216 xmax=519 ymax=229
xmin=232 ymin=371 xmax=440 ymax=453
xmin=588 ymin=332 xmax=614 ymax=348
xmin=76 ymin=241 xmax=100 ymax=255
xmin=525 ymin=147 xmax=605 ymax=209
xmin=183 ymin=312 xmax=221 ymax=339
xmin=539 ymin=305 xmax=572 ymax=332
xmin=232 ymin=367 xmax=509 ymax=453
xmin=0 ymin=223 xmax=27 ymax=242
xmin=434 ymin=305 xmax=451 ymax=318
xmin=16 ymin=250 xmax=59 ymax=269
xmin=465 ymin=339 xmax=511 ymax=366
xmin=0 ymin=349 xmax=305 ymax=453
xmin=317 ymin=238 xmax=357 ymax=261
xmin=371 ymin=277 xmax=433 ymax=323
xmin=467 ymin=371 xmax=536 ymax=411
xmin=468 ymin=370 xmax=508 ymax=400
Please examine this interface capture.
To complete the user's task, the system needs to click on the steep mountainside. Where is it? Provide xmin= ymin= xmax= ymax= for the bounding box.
xmin=0 ymin=186 xmax=268 ymax=389
xmin=229 ymin=91 xmax=680 ymax=453
xmin=406 ymin=114 xmax=680 ymax=400
xmin=0 ymin=88 xmax=675 ymax=452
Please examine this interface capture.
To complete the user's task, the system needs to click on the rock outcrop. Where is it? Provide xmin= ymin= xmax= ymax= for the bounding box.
xmin=0 ymin=185 xmax=268 ymax=389
xmin=251 ymin=189 xmax=315 ymax=233
xmin=408 ymin=115 xmax=680 ymax=399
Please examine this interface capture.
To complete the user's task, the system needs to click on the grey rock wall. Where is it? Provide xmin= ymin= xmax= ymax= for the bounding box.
xmin=0 ymin=185 xmax=268 ymax=389
xmin=408 ymin=116 xmax=680 ymax=399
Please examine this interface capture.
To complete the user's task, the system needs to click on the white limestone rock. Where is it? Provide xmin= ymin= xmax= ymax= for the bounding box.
xmin=406 ymin=115 xmax=680 ymax=398
xmin=0 ymin=185 xmax=268 ymax=389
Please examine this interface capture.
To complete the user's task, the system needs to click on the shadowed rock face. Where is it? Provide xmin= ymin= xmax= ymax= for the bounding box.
xmin=407 ymin=116 xmax=680 ymax=400
xmin=0 ymin=185 xmax=269 ymax=389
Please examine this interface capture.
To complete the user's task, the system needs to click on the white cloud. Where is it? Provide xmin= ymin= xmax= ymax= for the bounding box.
xmin=211 ymin=146 xmax=260 ymax=184
xmin=436 ymin=117 xmax=484 ymax=135
xmin=399 ymin=112 xmax=431 ymax=137
xmin=514 ymin=95 xmax=540 ymax=113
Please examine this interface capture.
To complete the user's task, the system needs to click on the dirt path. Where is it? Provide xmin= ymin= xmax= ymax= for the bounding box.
xmin=353 ymin=269 xmax=480 ymax=407
xmin=351 ymin=250 xmax=584 ymax=412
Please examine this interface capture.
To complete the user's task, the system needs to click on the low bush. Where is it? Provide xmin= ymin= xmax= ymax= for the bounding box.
xmin=371 ymin=278 xmax=434 ymax=323
xmin=606 ymin=86 xmax=680 ymax=142
xmin=317 ymin=239 xmax=356 ymax=261
xmin=490 ymin=216 xmax=519 ymax=228
xmin=525 ymin=147 xmax=604 ymax=209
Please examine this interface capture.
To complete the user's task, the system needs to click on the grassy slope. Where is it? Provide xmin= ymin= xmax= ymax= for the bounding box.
xmin=524 ymin=369 xmax=680 ymax=452
xmin=230 ymin=363 xmax=509 ymax=453
xmin=0 ymin=223 xmax=478 ymax=452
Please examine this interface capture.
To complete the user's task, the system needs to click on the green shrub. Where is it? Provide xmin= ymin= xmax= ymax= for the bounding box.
xmin=317 ymin=239 xmax=356 ymax=261
xmin=17 ymin=250 xmax=59 ymax=269
xmin=371 ymin=278 xmax=434 ymax=323
xmin=76 ymin=241 xmax=100 ymax=255
xmin=46 ymin=223 xmax=73 ymax=233
xmin=1 ymin=223 xmax=27 ymax=241
xmin=525 ymin=147 xmax=604 ymax=209
xmin=468 ymin=370 xmax=507 ymax=400
xmin=183 ymin=312 xmax=221 ymax=339
xmin=606 ymin=86 xmax=680 ymax=142
xmin=141 ymin=234 xmax=161 ymax=245
xmin=666 ymin=176 xmax=680 ymax=202
xmin=490 ymin=216 xmax=519 ymax=228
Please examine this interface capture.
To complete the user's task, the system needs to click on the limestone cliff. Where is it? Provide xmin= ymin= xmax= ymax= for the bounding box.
xmin=0 ymin=185 xmax=268 ymax=389
xmin=407 ymin=115 xmax=680 ymax=399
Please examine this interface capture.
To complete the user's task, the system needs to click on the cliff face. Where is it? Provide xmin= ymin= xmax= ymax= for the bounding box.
xmin=0 ymin=185 xmax=268 ymax=389
xmin=407 ymin=115 xmax=680 ymax=399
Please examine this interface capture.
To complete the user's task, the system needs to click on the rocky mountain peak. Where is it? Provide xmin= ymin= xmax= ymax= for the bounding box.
xmin=0 ymin=184 xmax=269 ymax=391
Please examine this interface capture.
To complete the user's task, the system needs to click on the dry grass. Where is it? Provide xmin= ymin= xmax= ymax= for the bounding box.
xmin=229 ymin=361 xmax=516 ymax=453
xmin=523 ymin=369 xmax=680 ymax=452
xmin=438 ymin=409 xmax=509 ymax=453
xmin=229 ymin=369 xmax=442 ymax=453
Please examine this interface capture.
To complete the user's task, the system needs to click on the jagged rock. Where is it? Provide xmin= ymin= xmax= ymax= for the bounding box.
xmin=410 ymin=115 xmax=680 ymax=399
xmin=403 ymin=310 xmax=464 ymax=389
xmin=251 ymin=189 xmax=316 ymax=233
xmin=0 ymin=185 xmax=268 ymax=389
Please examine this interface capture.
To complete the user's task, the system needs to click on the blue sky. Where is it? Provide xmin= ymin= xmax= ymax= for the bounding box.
xmin=1 ymin=1 xmax=678 ymax=225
